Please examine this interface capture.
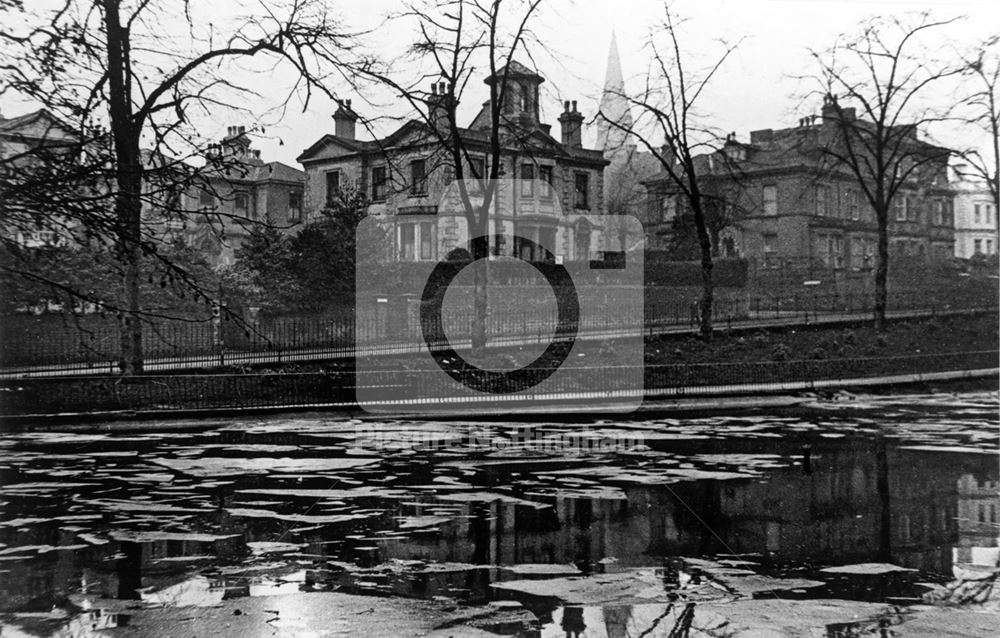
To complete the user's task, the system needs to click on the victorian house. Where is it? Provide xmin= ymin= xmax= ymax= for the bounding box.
xmin=642 ymin=97 xmax=956 ymax=273
xmin=296 ymin=62 xmax=609 ymax=263
xmin=146 ymin=126 xmax=305 ymax=267
xmin=0 ymin=108 xmax=79 ymax=248
xmin=950 ymin=170 xmax=997 ymax=259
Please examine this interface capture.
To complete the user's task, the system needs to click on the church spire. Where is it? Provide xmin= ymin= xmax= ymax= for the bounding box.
xmin=597 ymin=29 xmax=633 ymax=159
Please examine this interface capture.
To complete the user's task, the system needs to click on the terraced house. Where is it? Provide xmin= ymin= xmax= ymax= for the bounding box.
xmin=643 ymin=97 xmax=956 ymax=274
xmin=297 ymin=62 xmax=610 ymax=262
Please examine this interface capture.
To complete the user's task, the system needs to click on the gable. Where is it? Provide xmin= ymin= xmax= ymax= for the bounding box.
xmin=0 ymin=110 xmax=76 ymax=144
xmin=297 ymin=135 xmax=365 ymax=163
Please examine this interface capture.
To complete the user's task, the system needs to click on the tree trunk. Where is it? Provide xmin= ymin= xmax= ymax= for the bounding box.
xmin=470 ymin=229 xmax=488 ymax=353
xmin=116 ymin=178 xmax=144 ymax=375
xmin=875 ymin=207 xmax=889 ymax=332
xmin=103 ymin=0 xmax=144 ymax=374
xmin=692 ymin=204 xmax=714 ymax=341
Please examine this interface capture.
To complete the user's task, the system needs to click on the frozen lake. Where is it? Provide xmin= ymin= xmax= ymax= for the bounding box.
xmin=1 ymin=391 xmax=997 ymax=636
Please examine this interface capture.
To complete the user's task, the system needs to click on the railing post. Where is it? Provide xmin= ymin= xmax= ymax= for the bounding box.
xmin=212 ymin=300 xmax=223 ymax=367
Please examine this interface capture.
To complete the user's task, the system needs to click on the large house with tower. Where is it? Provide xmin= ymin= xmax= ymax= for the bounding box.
xmin=296 ymin=62 xmax=611 ymax=263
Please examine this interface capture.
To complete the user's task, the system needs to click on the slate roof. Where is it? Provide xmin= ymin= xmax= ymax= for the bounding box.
xmin=298 ymin=118 xmax=606 ymax=166
xmin=644 ymin=118 xmax=952 ymax=186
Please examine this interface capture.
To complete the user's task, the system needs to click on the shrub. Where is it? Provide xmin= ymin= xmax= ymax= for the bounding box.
xmin=772 ymin=343 xmax=791 ymax=362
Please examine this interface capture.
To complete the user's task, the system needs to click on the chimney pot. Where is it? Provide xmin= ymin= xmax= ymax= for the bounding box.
xmin=558 ymin=99 xmax=584 ymax=148
xmin=334 ymin=99 xmax=358 ymax=140
xmin=564 ymin=100 xmax=570 ymax=112
xmin=431 ymin=84 xmax=437 ymax=95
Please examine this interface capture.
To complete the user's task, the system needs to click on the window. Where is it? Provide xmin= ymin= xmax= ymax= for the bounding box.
xmin=851 ymin=238 xmax=865 ymax=269
xmin=763 ymin=185 xmax=777 ymax=216
xmin=325 ymin=170 xmax=341 ymax=206
xmin=816 ymin=235 xmax=830 ymax=267
xmin=847 ymin=190 xmax=860 ymax=221
xmin=400 ymin=224 xmax=415 ymax=260
xmin=288 ymin=191 xmax=302 ymax=222
xmin=539 ymin=165 xmax=553 ymax=198
xmin=989 ymin=204 xmax=997 ymax=226
xmin=973 ymin=239 xmax=982 ymax=254
xmin=469 ymin=157 xmax=485 ymax=180
xmin=763 ymin=232 xmax=778 ymax=268
xmin=662 ymin=196 xmax=677 ymax=222
xmin=234 ymin=192 xmax=249 ymax=216
xmin=894 ymin=197 xmax=906 ymax=221
xmin=419 ymin=222 xmax=435 ymax=260
xmin=371 ymin=166 xmax=387 ymax=201
xmin=165 ymin=187 xmax=182 ymax=212
xmin=410 ymin=159 xmax=427 ymax=195
xmin=574 ymin=172 xmax=589 ymax=209
xmin=815 ymin=185 xmax=829 ymax=217
xmin=574 ymin=222 xmax=591 ymax=260
xmin=832 ymin=236 xmax=844 ymax=269
xmin=906 ymin=196 xmax=917 ymax=221
xmin=398 ymin=221 xmax=436 ymax=261
xmin=199 ymin=188 xmax=216 ymax=209
xmin=519 ymin=82 xmax=531 ymax=113
xmin=934 ymin=200 xmax=944 ymax=226
xmin=988 ymin=239 xmax=995 ymax=255
xmin=520 ymin=163 xmax=534 ymax=197
xmin=540 ymin=227 xmax=557 ymax=262
xmin=974 ymin=203 xmax=982 ymax=225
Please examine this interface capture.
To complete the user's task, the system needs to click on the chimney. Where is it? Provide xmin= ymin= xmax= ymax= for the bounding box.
xmin=429 ymin=81 xmax=453 ymax=130
xmin=333 ymin=98 xmax=358 ymax=140
xmin=558 ymin=100 xmax=583 ymax=148
xmin=750 ymin=129 xmax=774 ymax=145
xmin=659 ymin=143 xmax=677 ymax=168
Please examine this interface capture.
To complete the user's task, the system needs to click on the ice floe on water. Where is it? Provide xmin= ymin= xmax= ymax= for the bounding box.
xmin=150 ymin=456 xmax=380 ymax=476
xmin=0 ymin=390 xmax=996 ymax=636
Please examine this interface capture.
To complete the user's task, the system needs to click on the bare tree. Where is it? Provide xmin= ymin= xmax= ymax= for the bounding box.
xmin=807 ymin=13 xmax=960 ymax=331
xmin=597 ymin=6 xmax=741 ymax=341
xmin=957 ymin=35 xmax=1000 ymax=241
xmin=0 ymin=0 xmax=361 ymax=373
xmin=356 ymin=0 xmax=545 ymax=352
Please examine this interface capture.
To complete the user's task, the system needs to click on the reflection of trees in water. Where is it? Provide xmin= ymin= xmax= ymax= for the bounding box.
xmin=359 ymin=442 xmax=995 ymax=579
xmin=4 ymin=430 xmax=997 ymax=621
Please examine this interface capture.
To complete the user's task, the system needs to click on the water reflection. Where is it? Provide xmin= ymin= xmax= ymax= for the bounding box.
xmin=0 ymin=391 xmax=996 ymax=637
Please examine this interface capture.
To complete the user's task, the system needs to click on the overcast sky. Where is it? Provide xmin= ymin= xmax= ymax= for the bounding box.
xmin=272 ymin=0 xmax=1000 ymax=166
xmin=3 ymin=0 xmax=998 ymax=167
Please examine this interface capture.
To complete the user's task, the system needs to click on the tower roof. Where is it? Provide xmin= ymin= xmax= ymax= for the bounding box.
xmin=597 ymin=30 xmax=634 ymax=156
xmin=484 ymin=60 xmax=545 ymax=85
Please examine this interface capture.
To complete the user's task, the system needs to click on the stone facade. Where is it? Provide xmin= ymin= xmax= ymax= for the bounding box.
xmin=145 ymin=126 xmax=305 ymax=267
xmin=951 ymin=173 xmax=998 ymax=258
xmin=642 ymin=100 xmax=956 ymax=272
xmin=297 ymin=63 xmax=610 ymax=263
xmin=0 ymin=109 xmax=78 ymax=248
